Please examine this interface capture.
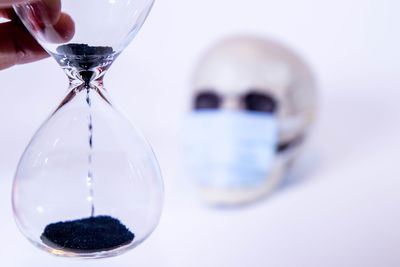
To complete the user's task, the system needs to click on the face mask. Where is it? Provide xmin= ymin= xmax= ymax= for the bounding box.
xmin=183 ymin=110 xmax=278 ymax=189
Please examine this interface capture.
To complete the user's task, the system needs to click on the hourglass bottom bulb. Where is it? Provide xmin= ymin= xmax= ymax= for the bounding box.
xmin=41 ymin=216 xmax=134 ymax=252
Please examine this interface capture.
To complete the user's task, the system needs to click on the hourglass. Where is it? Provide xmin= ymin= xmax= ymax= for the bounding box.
xmin=11 ymin=0 xmax=163 ymax=259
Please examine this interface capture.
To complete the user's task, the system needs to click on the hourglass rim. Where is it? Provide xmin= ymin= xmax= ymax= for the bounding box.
xmin=26 ymin=236 xmax=146 ymax=259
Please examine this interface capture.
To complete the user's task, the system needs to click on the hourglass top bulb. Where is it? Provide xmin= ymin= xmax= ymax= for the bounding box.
xmin=53 ymin=43 xmax=117 ymax=84
xmin=55 ymin=44 xmax=115 ymax=71
xmin=13 ymin=0 xmax=155 ymax=82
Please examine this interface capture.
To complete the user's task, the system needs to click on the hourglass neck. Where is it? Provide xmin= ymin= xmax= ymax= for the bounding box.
xmin=67 ymin=70 xmax=107 ymax=92
xmin=77 ymin=70 xmax=106 ymax=87
xmin=52 ymin=69 xmax=112 ymax=116
xmin=51 ymin=47 xmax=120 ymax=92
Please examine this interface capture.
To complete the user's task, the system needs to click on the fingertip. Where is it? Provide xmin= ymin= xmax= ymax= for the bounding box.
xmin=55 ymin=12 xmax=75 ymax=42
xmin=42 ymin=0 xmax=61 ymax=25
xmin=43 ymin=12 xmax=75 ymax=43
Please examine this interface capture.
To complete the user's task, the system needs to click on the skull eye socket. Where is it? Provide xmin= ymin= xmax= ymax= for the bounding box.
xmin=194 ymin=91 xmax=221 ymax=110
xmin=242 ymin=91 xmax=277 ymax=113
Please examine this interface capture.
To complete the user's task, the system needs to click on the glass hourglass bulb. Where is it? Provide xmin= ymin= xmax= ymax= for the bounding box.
xmin=12 ymin=0 xmax=163 ymax=259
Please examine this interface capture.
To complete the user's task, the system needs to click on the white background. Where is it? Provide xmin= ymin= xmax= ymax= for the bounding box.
xmin=1 ymin=0 xmax=400 ymax=266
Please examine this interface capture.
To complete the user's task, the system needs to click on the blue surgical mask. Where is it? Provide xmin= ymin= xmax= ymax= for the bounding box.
xmin=183 ymin=110 xmax=279 ymax=189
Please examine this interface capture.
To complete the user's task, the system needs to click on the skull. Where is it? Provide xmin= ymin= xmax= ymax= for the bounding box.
xmin=186 ymin=36 xmax=317 ymax=205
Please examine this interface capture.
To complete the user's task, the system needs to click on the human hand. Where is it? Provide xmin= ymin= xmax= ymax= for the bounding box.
xmin=0 ymin=0 xmax=74 ymax=70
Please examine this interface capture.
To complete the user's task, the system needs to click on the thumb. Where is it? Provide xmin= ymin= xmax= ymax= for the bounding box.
xmin=0 ymin=0 xmax=33 ymax=8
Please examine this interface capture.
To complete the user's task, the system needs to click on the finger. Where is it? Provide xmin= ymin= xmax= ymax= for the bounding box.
xmin=43 ymin=12 xmax=75 ymax=43
xmin=0 ymin=7 xmax=17 ymax=20
xmin=14 ymin=0 xmax=74 ymax=44
xmin=13 ymin=0 xmax=61 ymax=28
xmin=27 ymin=0 xmax=60 ymax=26
xmin=0 ymin=21 xmax=49 ymax=70
xmin=41 ymin=0 xmax=61 ymax=24
xmin=47 ymin=12 xmax=74 ymax=43
xmin=0 ymin=0 xmax=33 ymax=8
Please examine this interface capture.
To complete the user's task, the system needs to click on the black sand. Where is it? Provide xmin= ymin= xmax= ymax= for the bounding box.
xmin=41 ymin=215 xmax=134 ymax=252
